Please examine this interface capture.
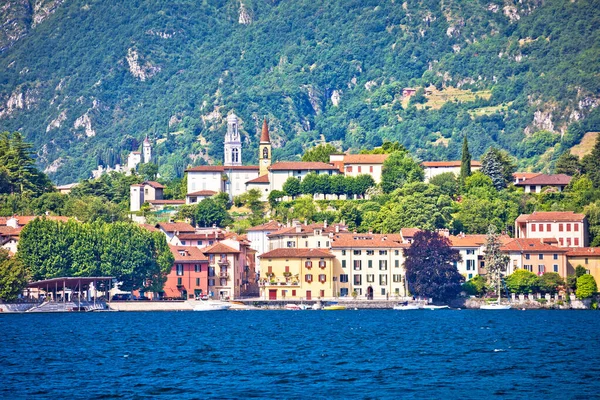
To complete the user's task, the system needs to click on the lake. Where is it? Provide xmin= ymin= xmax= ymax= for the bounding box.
xmin=1 ymin=310 xmax=599 ymax=399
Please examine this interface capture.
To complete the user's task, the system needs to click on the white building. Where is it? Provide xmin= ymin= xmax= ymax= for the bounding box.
xmin=130 ymin=181 xmax=165 ymax=212
xmin=514 ymin=174 xmax=572 ymax=193
xmin=422 ymin=160 xmax=481 ymax=182
xmin=246 ymin=220 xmax=284 ymax=273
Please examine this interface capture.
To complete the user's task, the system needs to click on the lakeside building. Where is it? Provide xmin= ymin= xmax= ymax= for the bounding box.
xmin=246 ymin=220 xmax=283 ymax=273
xmin=514 ymin=173 xmax=572 ymax=193
xmin=515 ymin=211 xmax=588 ymax=247
xmin=500 ymin=238 xmax=569 ymax=278
xmin=258 ymin=248 xmax=335 ymax=300
xmin=330 ymin=233 xmax=409 ymax=299
xmin=422 ymin=160 xmax=481 ymax=182
xmin=162 ymin=246 xmax=209 ymax=300
xmin=566 ymin=247 xmax=600 ymax=286
xmin=266 ymin=220 xmax=347 ymax=251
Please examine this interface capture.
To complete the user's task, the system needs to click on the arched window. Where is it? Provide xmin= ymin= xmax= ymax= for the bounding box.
xmin=232 ymin=148 xmax=239 ymax=163
xmin=262 ymin=147 xmax=269 ymax=159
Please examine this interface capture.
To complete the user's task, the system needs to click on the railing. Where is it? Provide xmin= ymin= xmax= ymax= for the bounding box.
xmin=219 ymin=272 xmax=229 ymax=279
xmin=218 ymin=258 xmax=229 ymax=265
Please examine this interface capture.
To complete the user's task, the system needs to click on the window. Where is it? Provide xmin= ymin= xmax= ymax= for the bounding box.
xmin=525 ymin=254 xmax=530 ymax=260
xmin=370 ymin=166 xmax=373 ymax=173
xmin=367 ymin=250 xmax=374 ymax=256
xmin=268 ymin=266 xmax=273 ymax=274
xmin=358 ymin=166 xmax=362 ymax=173
xmin=196 ymin=278 xmax=200 ymax=286
xmin=524 ymin=265 xmax=533 ymax=272
xmin=379 ymin=275 xmax=387 ymax=285
xmin=263 ymin=147 xmax=269 ymax=159
xmin=466 ymin=260 xmax=475 ymax=271
xmin=553 ymin=254 xmax=558 ymax=260
xmin=317 ymin=241 xmax=321 ymax=248
xmin=468 ymin=274 xmax=473 ymax=280
xmin=538 ymin=254 xmax=544 ymax=260
xmin=368 ymin=260 xmax=373 ymax=269
xmin=379 ymin=260 xmax=388 ymax=270
xmin=292 ymin=290 xmax=296 ymax=296
xmin=353 ymin=260 xmax=362 ymax=271
xmin=466 ymin=249 xmax=475 ymax=255
xmin=355 ymin=288 xmax=362 ymax=295
xmin=208 ymin=267 xmax=215 ymax=277
xmin=393 ymin=274 xmax=402 ymax=282
xmin=395 ymin=260 xmax=400 ymax=268
xmin=340 ymin=274 xmax=349 ymax=283
xmin=319 ymin=274 xmax=326 ymax=283
xmin=574 ymin=238 xmax=579 ymax=246
xmin=381 ymin=288 xmax=386 ymax=295
xmin=547 ymin=224 xmax=551 ymax=231
xmin=176 ymin=264 xmax=184 ymax=276
xmin=353 ymin=250 xmax=362 ymax=255
xmin=379 ymin=250 xmax=388 ymax=255
xmin=320 ymin=290 xmax=325 ymax=297
xmin=342 ymin=260 xmax=346 ymax=269
xmin=532 ymin=224 xmax=536 ymax=232
xmin=585 ymin=258 xmax=589 ymax=265
xmin=285 ymin=266 xmax=290 ymax=273
xmin=567 ymin=223 xmax=571 ymax=232
xmin=559 ymin=238 xmax=564 ymax=246
xmin=319 ymin=260 xmax=326 ymax=269
xmin=181 ymin=240 xmax=186 ymax=245
xmin=567 ymin=238 xmax=572 ymax=246
xmin=346 ymin=166 xmax=353 ymax=173
xmin=340 ymin=288 xmax=349 ymax=297
xmin=208 ymin=279 xmax=215 ymax=286
xmin=341 ymin=250 xmax=346 ymax=256
xmin=305 ymin=274 xmax=313 ymax=283
xmin=366 ymin=274 xmax=374 ymax=283
xmin=539 ymin=224 xmax=544 ymax=232
xmin=574 ymin=224 xmax=579 ymax=232
xmin=553 ymin=265 xmax=558 ymax=273
xmin=354 ymin=275 xmax=362 ymax=285
xmin=559 ymin=223 xmax=563 ymax=232
xmin=395 ymin=250 xmax=399 ymax=255
xmin=195 ymin=264 xmax=200 ymax=273
xmin=286 ymin=241 xmax=295 ymax=248
xmin=305 ymin=241 xmax=309 ymax=247
xmin=326 ymin=241 xmax=330 ymax=247
xmin=538 ymin=265 xmax=545 ymax=274
xmin=177 ymin=277 xmax=182 ymax=285
xmin=305 ymin=261 xmax=312 ymax=269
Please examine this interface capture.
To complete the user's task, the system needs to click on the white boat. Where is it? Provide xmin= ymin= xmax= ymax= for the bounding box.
xmin=193 ymin=301 xmax=231 ymax=311
xmin=285 ymin=303 xmax=311 ymax=310
xmin=480 ymin=303 xmax=511 ymax=310
xmin=422 ymin=305 xmax=450 ymax=310
xmin=393 ymin=303 xmax=420 ymax=310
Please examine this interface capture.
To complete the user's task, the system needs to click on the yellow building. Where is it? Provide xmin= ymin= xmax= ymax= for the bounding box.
xmin=567 ymin=247 xmax=600 ymax=285
xmin=258 ymin=248 xmax=335 ymax=300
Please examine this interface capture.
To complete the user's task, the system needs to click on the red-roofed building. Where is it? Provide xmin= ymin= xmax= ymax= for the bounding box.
xmin=130 ymin=181 xmax=166 ymax=212
xmin=162 ymin=246 xmax=209 ymax=299
xmin=0 ymin=216 xmax=72 ymax=254
xmin=267 ymin=220 xmax=347 ymax=251
xmin=422 ymin=160 xmax=482 ymax=182
xmin=448 ymin=234 xmax=511 ymax=280
xmin=515 ymin=211 xmax=588 ymax=247
xmin=267 ymin=161 xmax=340 ymax=195
xmin=501 ymin=238 xmax=568 ymax=278
xmin=567 ymin=247 xmax=600 ymax=286
xmin=185 ymin=190 xmax=217 ymax=205
xmin=246 ymin=221 xmax=284 ymax=273
xmin=515 ymin=174 xmax=572 ymax=193
xmin=513 ymin=172 xmax=541 ymax=184
xmin=328 ymin=153 xmax=390 ymax=184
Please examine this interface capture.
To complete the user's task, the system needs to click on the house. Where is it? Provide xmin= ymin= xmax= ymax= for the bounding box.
xmin=328 ymin=153 xmax=390 ymax=184
xmin=400 ymin=228 xmax=421 ymax=243
xmin=402 ymin=88 xmax=417 ymax=97
xmin=330 ymin=233 xmax=409 ymax=299
xmin=245 ymin=174 xmax=270 ymax=201
xmin=246 ymin=221 xmax=283 ymax=273
xmin=130 ymin=181 xmax=165 ymax=212
xmin=0 ymin=216 xmax=72 ymax=254
xmin=422 ymin=161 xmax=482 ymax=182
xmin=266 ymin=220 xmax=347 ymax=251
xmin=514 ymin=174 xmax=572 ymax=193
xmin=170 ymin=227 xmax=227 ymax=247
xmin=500 ymin=238 xmax=569 ymax=278
xmin=185 ymin=190 xmax=217 ymax=205
xmin=56 ymin=183 xmax=78 ymax=194
xmin=155 ymin=222 xmax=196 ymax=244
xmin=448 ymin=234 xmax=511 ymax=280
xmin=515 ymin=211 xmax=588 ymax=247
xmin=258 ymin=248 xmax=335 ymax=300
xmin=513 ymin=172 xmax=541 ymax=184
xmin=567 ymin=247 xmax=600 ymax=287
xmin=266 ymin=161 xmax=340 ymax=193
xmin=162 ymin=246 xmax=209 ymax=300
xmin=202 ymin=239 xmax=258 ymax=300
xmin=146 ymin=199 xmax=185 ymax=212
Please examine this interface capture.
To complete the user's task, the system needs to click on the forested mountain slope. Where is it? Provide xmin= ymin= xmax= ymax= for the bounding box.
xmin=0 ymin=0 xmax=599 ymax=183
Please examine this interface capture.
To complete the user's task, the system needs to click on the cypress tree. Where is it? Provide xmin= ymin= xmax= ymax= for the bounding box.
xmin=460 ymin=135 xmax=472 ymax=184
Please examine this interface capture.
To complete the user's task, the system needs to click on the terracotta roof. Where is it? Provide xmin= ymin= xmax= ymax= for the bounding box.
xmin=169 ymin=246 xmax=208 ymax=262
xmin=449 ymin=234 xmax=511 ymax=247
xmin=185 ymin=165 xmax=259 ymax=172
xmin=246 ymin=221 xmax=283 ymax=232
xmin=513 ymin=172 xmax=541 ymax=180
xmin=343 ymin=154 xmax=389 ymax=164
xmin=331 ymin=233 xmax=408 ymax=249
xmin=515 ymin=174 xmax=572 ymax=186
xmin=400 ymin=228 xmax=421 ymax=238
xmin=186 ymin=190 xmax=217 ymax=197
xmin=259 ymin=248 xmax=335 ymax=259
xmin=501 ymin=238 xmax=568 ymax=252
xmin=246 ymin=174 xmax=269 ymax=184
xmin=0 ymin=226 xmax=21 ymax=236
xmin=145 ymin=181 xmax=165 ymax=189
xmin=0 ymin=216 xmax=71 ymax=226
xmin=267 ymin=222 xmax=347 ymax=237
xmin=176 ymin=233 xmax=225 ymax=240
xmin=147 ymin=200 xmax=185 ymax=205
xmin=156 ymin=222 xmax=195 ymax=233
xmin=260 ymin=118 xmax=270 ymax=143
xmin=139 ymin=224 xmax=160 ymax=233
xmin=567 ymin=247 xmax=600 ymax=257
xmin=422 ymin=160 xmax=481 ymax=168
xmin=268 ymin=161 xmax=338 ymax=171
xmin=516 ymin=211 xmax=586 ymax=223
xmin=202 ymin=242 xmax=240 ymax=254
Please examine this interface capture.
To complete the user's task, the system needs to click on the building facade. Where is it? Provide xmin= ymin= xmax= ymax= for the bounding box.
xmin=515 ymin=174 xmax=572 ymax=193
xmin=422 ymin=161 xmax=481 ymax=182
xmin=515 ymin=211 xmax=588 ymax=247
xmin=130 ymin=181 xmax=165 ymax=212
xmin=501 ymin=238 xmax=569 ymax=278
xmin=163 ymin=246 xmax=209 ymax=299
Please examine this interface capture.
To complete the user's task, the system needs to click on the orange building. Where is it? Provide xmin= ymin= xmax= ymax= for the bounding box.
xmin=163 ymin=246 xmax=209 ymax=300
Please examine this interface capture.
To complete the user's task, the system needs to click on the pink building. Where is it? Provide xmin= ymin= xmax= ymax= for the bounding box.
xmin=163 ymin=246 xmax=209 ymax=299
xmin=501 ymin=238 xmax=569 ymax=278
xmin=515 ymin=211 xmax=588 ymax=247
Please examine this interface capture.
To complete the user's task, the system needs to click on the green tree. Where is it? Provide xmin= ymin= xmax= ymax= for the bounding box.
xmin=582 ymin=134 xmax=600 ymax=186
xmin=360 ymin=141 xmax=406 ymax=154
xmin=194 ymin=197 xmax=232 ymax=227
xmin=506 ymin=269 xmax=539 ymax=294
xmin=463 ymin=275 xmax=487 ymax=297
xmin=381 ymin=151 xmax=424 ymax=193
xmin=404 ymin=230 xmax=464 ymax=302
xmin=555 ymin=152 xmax=581 ymax=176
xmin=584 ymin=200 xmax=600 ymax=246
xmin=0 ymin=249 xmax=28 ymax=301
xmin=302 ymin=144 xmax=339 ymax=163
xmin=300 ymin=173 xmax=320 ymax=195
xmin=354 ymin=174 xmax=376 ymax=197
xmin=480 ymin=147 xmax=516 ymax=190
xmin=268 ymin=190 xmax=285 ymax=209
xmin=483 ymin=225 xmax=510 ymax=296
xmin=537 ymin=272 xmax=565 ymax=294
xmin=283 ymin=177 xmax=301 ymax=199
xmin=459 ymin=135 xmax=472 ymax=185
xmin=291 ymin=195 xmax=317 ymax=221
xmin=576 ymin=274 xmax=597 ymax=299
xmin=330 ymin=174 xmax=347 ymax=198
xmin=238 ymin=189 xmax=265 ymax=226
xmin=429 ymin=172 xmax=458 ymax=198
xmin=339 ymin=202 xmax=362 ymax=230
xmin=138 ymin=162 xmax=159 ymax=181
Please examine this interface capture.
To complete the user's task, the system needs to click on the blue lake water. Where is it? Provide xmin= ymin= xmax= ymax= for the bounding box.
xmin=1 ymin=310 xmax=599 ymax=399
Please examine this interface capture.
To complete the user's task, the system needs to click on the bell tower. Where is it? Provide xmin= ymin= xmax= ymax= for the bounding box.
xmin=143 ymin=136 xmax=152 ymax=163
xmin=259 ymin=118 xmax=271 ymax=176
xmin=224 ymin=113 xmax=242 ymax=166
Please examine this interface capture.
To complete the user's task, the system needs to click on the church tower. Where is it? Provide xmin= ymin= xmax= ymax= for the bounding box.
xmin=259 ymin=118 xmax=272 ymax=176
xmin=224 ymin=113 xmax=242 ymax=166
xmin=143 ymin=136 xmax=152 ymax=163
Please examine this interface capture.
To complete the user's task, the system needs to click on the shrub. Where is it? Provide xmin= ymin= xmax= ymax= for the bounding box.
xmin=576 ymin=274 xmax=597 ymax=299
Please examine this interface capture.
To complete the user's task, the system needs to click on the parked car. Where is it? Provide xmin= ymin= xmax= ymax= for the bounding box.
xmin=111 ymin=294 xmax=132 ymax=301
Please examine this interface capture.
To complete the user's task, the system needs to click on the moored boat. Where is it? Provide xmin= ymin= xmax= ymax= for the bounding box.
xmin=193 ymin=301 xmax=231 ymax=311
xmin=422 ymin=304 xmax=449 ymax=310
xmin=393 ymin=303 xmax=421 ymax=310
xmin=323 ymin=305 xmax=346 ymax=310
xmin=480 ymin=303 xmax=511 ymax=310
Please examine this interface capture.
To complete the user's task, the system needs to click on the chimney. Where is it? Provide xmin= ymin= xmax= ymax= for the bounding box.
xmin=323 ymin=219 xmax=328 ymax=229
xmin=335 ymin=225 xmax=340 ymax=233
xmin=296 ymin=224 xmax=302 ymax=234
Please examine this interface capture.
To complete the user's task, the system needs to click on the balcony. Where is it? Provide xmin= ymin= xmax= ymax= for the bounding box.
xmin=219 ymin=272 xmax=229 ymax=279
xmin=217 ymin=258 xmax=230 ymax=266
xmin=259 ymin=279 xmax=300 ymax=287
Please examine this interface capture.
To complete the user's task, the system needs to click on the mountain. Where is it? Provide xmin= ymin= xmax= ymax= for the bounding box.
xmin=0 ymin=0 xmax=599 ymax=184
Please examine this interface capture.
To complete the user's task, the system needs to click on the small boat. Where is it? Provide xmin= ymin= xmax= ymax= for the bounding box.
xmin=193 ymin=301 xmax=231 ymax=311
xmin=285 ymin=304 xmax=301 ymax=310
xmin=393 ymin=303 xmax=420 ymax=310
xmin=311 ymin=303 xmax=322 ymax=310
xmin=422 ymin=305 xmax=449 ymax=310
xmin=323 ymin=305 xmax=346 ymax=311
xmin=480 ymin=303 xmax=511 ymax=310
